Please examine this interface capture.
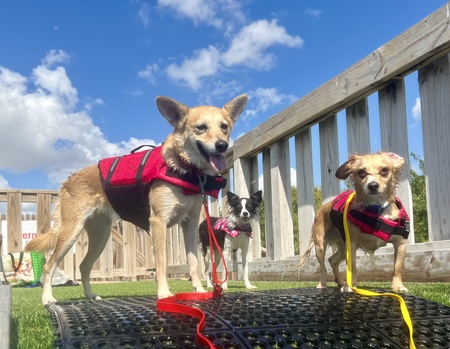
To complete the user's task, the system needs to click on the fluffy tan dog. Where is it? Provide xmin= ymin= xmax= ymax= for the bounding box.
xmin=300 ymin=152 xmax=410 ymax=292
xmin=25 ymin=94 xmax=248 ymax=304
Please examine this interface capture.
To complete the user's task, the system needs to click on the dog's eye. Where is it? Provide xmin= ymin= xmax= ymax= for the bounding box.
xmin=221 ymin=123 xmax=229 ymax=132
xmin=196 ymin=124 xmax=207 ymax=133
xmin=380 ymin=167 xmax=390 ymax=176
xmin=357 ymin=169 xmax=367 ymax=178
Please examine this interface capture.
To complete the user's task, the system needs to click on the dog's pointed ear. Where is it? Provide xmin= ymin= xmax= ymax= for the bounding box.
xmin=251 ymin=190 xmax=263 ymax=204
xmin=156 ymin=96 xmax=190 ymax=128
xmin=224 ymin=94 xmax=248 ymax=123
xmin=335 ymin=155 xmax=357 ymax=180
xmin=227 ymin=191 xmax=239 ymax=205
xmin=385 ymin=152 xmax=405 ymax=176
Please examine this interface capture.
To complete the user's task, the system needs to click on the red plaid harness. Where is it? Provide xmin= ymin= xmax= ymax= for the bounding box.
xmin=98 ymin=145 xmax=226 ymax=231
xmin=329 ymin=190 xmax=410 ymax=241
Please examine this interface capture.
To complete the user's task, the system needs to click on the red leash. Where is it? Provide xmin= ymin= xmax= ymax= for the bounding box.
xmin=156 ymin=175 xmax=228 ymax=348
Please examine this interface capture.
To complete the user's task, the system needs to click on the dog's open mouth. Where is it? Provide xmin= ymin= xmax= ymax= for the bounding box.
xmin=197 ymin=142 xmax=226 ymax=173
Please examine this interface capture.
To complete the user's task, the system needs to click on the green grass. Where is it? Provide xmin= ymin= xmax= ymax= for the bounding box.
xmin=11 ymin=280 xmax=450 ymax=349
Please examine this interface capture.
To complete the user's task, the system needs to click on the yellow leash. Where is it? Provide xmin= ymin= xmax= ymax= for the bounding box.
xmin=343 ymin=191 xmax=416 ymax=349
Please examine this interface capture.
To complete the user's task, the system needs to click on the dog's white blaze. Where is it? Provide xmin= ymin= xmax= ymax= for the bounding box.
xmin=240 ymin=198 xmax=248 ymax=218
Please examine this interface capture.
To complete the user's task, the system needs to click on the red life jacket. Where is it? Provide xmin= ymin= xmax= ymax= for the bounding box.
xmin=329 ymin=190 xmax=410 ymax=242
xmin=98 ymin=145 xmax=226 ymax=231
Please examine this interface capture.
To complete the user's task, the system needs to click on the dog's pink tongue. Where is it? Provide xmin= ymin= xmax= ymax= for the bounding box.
xmin=209 ymin=154 xmax=226 ymax=173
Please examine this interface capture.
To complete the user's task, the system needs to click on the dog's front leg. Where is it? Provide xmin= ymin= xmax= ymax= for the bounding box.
xmin=181 ymin=218 xmax=206 ymax=293
xmin=391 ymin=239 xmax=408 ymax=292
xmin=150 ymin=214 xmax=172 ymax=299
xmin=241 ymin=242 xmax=256 ymax=289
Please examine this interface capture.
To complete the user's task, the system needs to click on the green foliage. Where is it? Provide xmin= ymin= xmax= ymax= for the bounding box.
xmin=410 ymin=153 xmax=429 ymax=242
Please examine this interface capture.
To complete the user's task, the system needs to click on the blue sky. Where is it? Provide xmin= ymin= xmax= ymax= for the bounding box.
xmin=0 ymin=0 xmax=446 ymax=193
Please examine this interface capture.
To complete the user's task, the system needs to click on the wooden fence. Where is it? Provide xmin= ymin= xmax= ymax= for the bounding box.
xmin=1 ymin=3 xmax=450 ymax=284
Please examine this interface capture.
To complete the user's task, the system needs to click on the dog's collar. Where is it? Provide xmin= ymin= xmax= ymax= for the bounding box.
xmin=178 ymin=156 xmax=204 ymax=177
xmin=362 ymin=203 xmax=389 ymax=215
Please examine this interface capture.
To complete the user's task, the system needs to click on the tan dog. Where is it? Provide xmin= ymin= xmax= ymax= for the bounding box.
xmin=25 ymin=94 xmax=248 ymax=305
xmin=299 ymin=152 xmax=409 ymax=292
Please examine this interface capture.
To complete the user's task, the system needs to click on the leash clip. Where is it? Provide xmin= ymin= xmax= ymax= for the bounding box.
xmin=198 ymin=174 xmax=208 ymax=203
xmin=213 ymin=283 xmax=223 ymax=298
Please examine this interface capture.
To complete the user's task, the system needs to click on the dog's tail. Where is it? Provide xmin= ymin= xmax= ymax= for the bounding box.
xmin=281 ymin=238 xmax=315 ymax=279
xmin=24 ymin=200 xmax=62 ymax=254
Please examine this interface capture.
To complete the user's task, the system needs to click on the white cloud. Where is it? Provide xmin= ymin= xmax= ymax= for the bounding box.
xmin=243 ymin=87 xmax=297 ymax=121
xmin=164 ymin=20 xmax=303 ymax=89
xmin=0 ymin=175 xmax=10 ymax=189
xmin=137 ymin=1 xmax=151 ymax=27
xmin=412 ymin=97 xmax=421 ymax=120
xmin=304 ymin=8 xmax=323 ymax=18
xmin=222 ymin=19 xmax=303 ymax=70
xmin=0 ymin=52 xmax=155 ymax=187
xmin=138 ymin=63 xmax=159 ymax=85
xmin=157 ymin=0 xmax=244 ymax=29
xmin=42 ymin=49 xmax=70 ymax=67
xmin=165 ymin=46 xmax=221 ymax=90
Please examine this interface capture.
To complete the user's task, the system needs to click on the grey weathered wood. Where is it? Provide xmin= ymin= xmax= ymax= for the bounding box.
xmin=262 ymin=149 xmax=273 ymax=258
xmin=232 ymin=3 xmax=450 ymax=160
xmin=319 ymin=115 xmax=340 ymax=203
xmin=346 ymin=98 xmax=370 ymax=154
xmin=249 ymin=156 xmax=262 ymax=259
xmin=250 ymin=240 xmax=450 ymax=283
xmin=269 ymin=140 xmax=294 ymax=259
xmin=295 ymin=129 xmax=315 ymax=255
xmin=0 ymin=285 xmax=11 ymax=349
xmin=379 ymin=79 xmax=415 ymax=242
xmin=418 ymin=54 xmax=450 ymax=241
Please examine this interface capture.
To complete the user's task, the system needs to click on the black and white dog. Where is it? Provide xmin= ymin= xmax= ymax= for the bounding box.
xmin=199 ymin=190 xmax=263 ymax=289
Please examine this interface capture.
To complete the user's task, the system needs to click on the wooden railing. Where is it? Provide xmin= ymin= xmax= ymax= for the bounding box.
xmin=1 ymin=4 xmax=450 ymax=284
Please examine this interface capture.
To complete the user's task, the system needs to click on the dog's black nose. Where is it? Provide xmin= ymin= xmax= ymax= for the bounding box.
xmin=368 ymin=181 xmax=379 ymax=192
xmin=215 ymin=140 xmax=229 ymax=153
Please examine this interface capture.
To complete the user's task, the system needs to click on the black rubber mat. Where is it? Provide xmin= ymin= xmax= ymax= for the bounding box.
xmin=47 ymin=288 xmax=450 ymax=348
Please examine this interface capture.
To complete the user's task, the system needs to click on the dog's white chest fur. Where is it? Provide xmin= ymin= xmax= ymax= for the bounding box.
xmin=223 ymin=229 xmax=251 ymax=251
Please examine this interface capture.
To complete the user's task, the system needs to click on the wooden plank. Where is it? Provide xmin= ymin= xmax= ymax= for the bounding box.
xmin=379 ymin=79 xmax=415 ymax=243
xmin=249 ymin=156 xmax=262 ymax=259
xmin=418 ymin=54 xmax=450 ymax=241
xmin=262 ymin=149 xmax=273 ymax=258
xmin=249 ymin=241 xmax=450 ymax=283
xmin=36 ymin=193 xmax=51 ymax=235
xmin=232 ymin=4 xmax=450 ymax=160
xmin=346 ymin=98 xmax=370 ymax=154
xmin=295 ymin=129 xmax=315 ymax=255
xmin=319 ymin=115 xmax=340 ymax=203
xmin=7 ymin=192 xmax=22 ymax=253
xmin=233 ymin=157 xmax=250 ymax=197
xmin=123 ymin=221 xmax=137 ymax=280
xmin=269 ymin=140 xmax=294 ymax=260
xmin=0 ymin=285 xmax=11 ymax=349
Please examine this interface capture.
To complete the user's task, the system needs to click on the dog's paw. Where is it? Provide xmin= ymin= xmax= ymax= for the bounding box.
xmin=340 ymin=285 xmax=354 ymax=293
xmin=316 ymin=283 xmax=327 ymax=289
xmin=193 ymin=285 xmax=207 ymax=293
xmin=157 ymin=290 xmax=174 ymax=299
xmin=42 ymin=296 xmax=57 ymax=305
xmin=393 ymin=285 xmax=408 ymax=293
xmin=246 ymin=284 xmax=257 ymax=289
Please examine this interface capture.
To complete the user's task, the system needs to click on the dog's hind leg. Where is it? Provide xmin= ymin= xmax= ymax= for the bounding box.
xmin=41 ymin=219 xmax=86 ymax=304
xmin=80 ymin=212 xmax=113 ymax=300
xmin=328 ymin=240 xmax=346 ymax=289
